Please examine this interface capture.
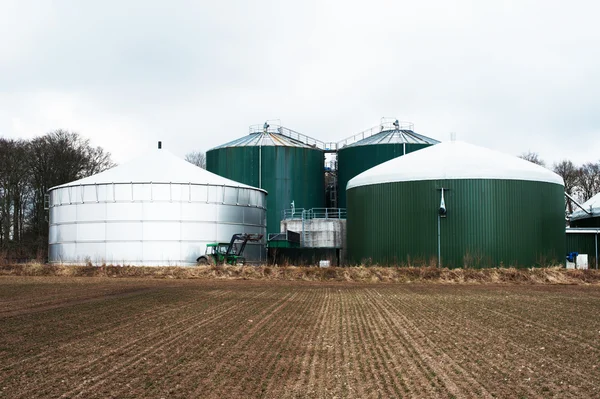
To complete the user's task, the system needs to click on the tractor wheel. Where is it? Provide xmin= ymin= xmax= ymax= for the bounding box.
xmin=196 ymin=257 xmax=209 ymax=265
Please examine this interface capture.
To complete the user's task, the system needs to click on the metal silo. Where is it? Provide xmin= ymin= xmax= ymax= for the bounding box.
xmin=206 ymin=123 xmax=326 ymax=236
xmin=48 ymin=144 xmax=267 ymax=265
xmin=337 ymin=118 xmax=439 ymax=208
xmin=346 ymin=141 xmax=565 ymax=268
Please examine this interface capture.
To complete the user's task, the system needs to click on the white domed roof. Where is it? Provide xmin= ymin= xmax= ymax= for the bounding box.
xmin=347 ymin=141 xmax=564 ymax=190
xmin=51 ymin=148 xmax=265 ymax=192
xmin=570 ymin=192 xmax=600 ymax=221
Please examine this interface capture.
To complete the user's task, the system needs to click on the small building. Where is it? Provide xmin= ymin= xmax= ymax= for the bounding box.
xmin=267 ymin=208 xmax=346 ymax=266
xmin=566 ymin=228 xmax=599 ymax=269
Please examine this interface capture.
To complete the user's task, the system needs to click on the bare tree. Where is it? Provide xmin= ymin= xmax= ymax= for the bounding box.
xmin=0 ymin=131 xmax=114 ymax=260
xmin=85 ymin=146 xmax=115 ymax=176
xmin=553 ymin=160 xmax=580 ymax=214
xmin=578 ymin=162 xmax=600 ymax=202
xmin=0 ymin=138 xmax=30 ymax=246
xmin=519 ymin=151 xmax=546 ymax=167
xmin=28 ymin=130 xmax=114 ymax=248
xmin=185 ymin=151 xmax=206 ymax=169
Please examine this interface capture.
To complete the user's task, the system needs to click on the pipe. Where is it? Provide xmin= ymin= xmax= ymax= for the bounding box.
xmin=301 ymin=209 xmax=305 ymax=247
xmin=565 ymin=192 xmax=592 ymax=215
xmin=437 ymin=188 xmax=448 ymax=268
xmin=437 ymin=214 xmax=441 ymax=268
xmin=596 ymin=230 xmax=598 ymax=270
xmin=259 ymin=137 xmax=262 ymax=189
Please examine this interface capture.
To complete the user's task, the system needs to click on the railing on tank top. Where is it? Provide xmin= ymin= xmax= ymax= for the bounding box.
xmin=336 ymin=119 xmax=415 ymax=149
xmin=249 ymin=124 xmax=338 ymax=152
xmin=281 ymin=208 xmax=347 ymax=220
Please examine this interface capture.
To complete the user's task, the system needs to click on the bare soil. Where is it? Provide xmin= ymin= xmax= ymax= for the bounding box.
xmin=0 ymin=277 xmax=599 ymax=398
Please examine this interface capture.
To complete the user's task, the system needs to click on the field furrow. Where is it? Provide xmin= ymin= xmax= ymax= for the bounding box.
xmin=71 ymin=289 xmax=278 ymax=399
xmin=0 ymin=288 xmax=231 ymax=369
xmin=1 ymin=278 xmax=599 ymax=399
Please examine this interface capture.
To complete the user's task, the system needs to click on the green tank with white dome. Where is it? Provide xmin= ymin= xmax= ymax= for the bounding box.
xmin=346 ymin=141 xmax=565 ymax=268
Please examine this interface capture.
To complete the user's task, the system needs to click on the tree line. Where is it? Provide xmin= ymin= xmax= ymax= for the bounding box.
xmin=519 ymin=151 xmax=600 ymax=214
xmin=0 ymin=130 xmax=114 ymax=261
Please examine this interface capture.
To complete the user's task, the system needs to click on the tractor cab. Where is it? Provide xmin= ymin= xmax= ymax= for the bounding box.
xmin=197 ymin=234 xmax=263 ymax=265
xmin=206 ymin=243 xmax=230 ymax=257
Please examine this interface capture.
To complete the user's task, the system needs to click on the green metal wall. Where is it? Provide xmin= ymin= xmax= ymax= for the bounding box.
xmin=337 ymin=143 xmax=431 ymax=208
xmin=207 ymin=146 xmax=325 ymax=235
xmin=347 ymin=179 xmax=565 ymax=268
xmin=566 ymin=232 xmax=598 ymax=268
xmin=267 ymin=240 xmax=300 ymax=249
xmin=570 ymin=216 xmax=600 ymax=228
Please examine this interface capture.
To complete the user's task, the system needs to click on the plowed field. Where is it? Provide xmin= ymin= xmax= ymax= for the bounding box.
xmin=1 ymin=277 xmax=599 ymax=398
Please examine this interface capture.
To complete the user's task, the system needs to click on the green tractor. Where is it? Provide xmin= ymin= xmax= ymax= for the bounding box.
xmin=196 ymin=233 xmax=263 ymax=265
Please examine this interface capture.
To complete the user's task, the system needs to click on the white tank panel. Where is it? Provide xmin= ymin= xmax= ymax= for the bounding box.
xmin=48 ymin=184 xmax=266 ymax=265
xmin=48 ymin=149 xmax=267 ymax=266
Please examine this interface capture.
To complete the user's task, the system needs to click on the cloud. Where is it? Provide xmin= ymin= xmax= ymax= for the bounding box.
xmin=0 ymin=0 xmax=599 ymax=166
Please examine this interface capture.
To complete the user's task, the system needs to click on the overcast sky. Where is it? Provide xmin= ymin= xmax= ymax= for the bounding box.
xmin=1 ymin=0 xmax=599 ymax=166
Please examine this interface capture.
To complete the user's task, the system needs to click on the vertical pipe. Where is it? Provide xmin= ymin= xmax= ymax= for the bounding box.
xmin=596 ymin=230 xmax=598 ymax=270
xmin=437 ymin=214 xmax=441 ymax=268
xmin=301 ymin=209 xmax=305 ymax=247
xmin=258 ymin=134 xmax=262 ymax=189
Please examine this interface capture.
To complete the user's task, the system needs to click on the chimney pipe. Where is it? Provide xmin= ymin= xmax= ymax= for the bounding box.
xmin=158 ymin=141 xmax=162 ymax=149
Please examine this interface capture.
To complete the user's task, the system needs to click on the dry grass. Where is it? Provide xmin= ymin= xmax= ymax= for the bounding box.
xmin=1 ymin=263 xmax=599 ymax=284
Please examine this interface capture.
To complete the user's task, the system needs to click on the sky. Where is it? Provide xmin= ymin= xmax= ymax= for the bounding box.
xmin=1 ymin=0 xmax=599 ymax=166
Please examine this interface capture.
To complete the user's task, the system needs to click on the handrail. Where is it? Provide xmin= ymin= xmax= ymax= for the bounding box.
xmin=249 ymin=124 xmax=338 ymax=151
xmin=248 ymin=118 xmax=419 ymax=152
xmin=337 ymin=119 xmax=415 ymax=149
xmin=282 ymin=207 xmax=347 ymax=220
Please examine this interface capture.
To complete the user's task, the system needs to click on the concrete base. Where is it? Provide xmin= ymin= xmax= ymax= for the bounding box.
xmin=280 ymin=218 xmax=347 ymax=263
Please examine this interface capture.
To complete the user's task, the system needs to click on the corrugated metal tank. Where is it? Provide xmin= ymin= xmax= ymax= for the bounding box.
xmin=337 ymin=121 xmax=439 ymax=208
xmin=570 ymin=192 xmax=600 ymax=227
xmin=346 ymin=141 xmax=565 ymax=268
xmin=48 ymin=147 xmax=267 ymax=266
xmin=206 ymin=125 xmax=325 ymax=235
